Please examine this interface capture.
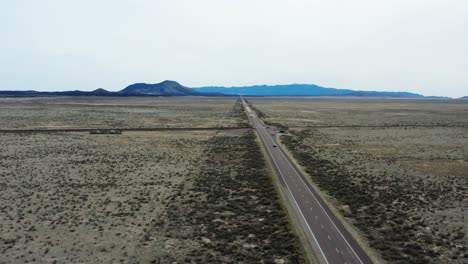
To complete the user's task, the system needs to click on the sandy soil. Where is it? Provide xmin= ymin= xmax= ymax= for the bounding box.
xmin=0 ymin=97 xmax=248 ymax=129
xmin=0 ymin=98 xmax=304 ymax=263
xmin=247 ymin=97 xmax=468 ymax=127
xmin=247 ymin=97 xmax=467 ymax=263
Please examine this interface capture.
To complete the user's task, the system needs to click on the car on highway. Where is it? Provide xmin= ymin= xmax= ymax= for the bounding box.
xmin=273 ymin=144 xmax=277 ymax=147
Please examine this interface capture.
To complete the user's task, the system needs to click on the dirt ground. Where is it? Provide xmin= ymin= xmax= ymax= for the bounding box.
xmin=247 ymin=97 xmax=468 ymax=127
xmin=248 ymin=97 xmax=467 ymax=264
xmin=0 ymin=131 xmax=212 ymax=263
xmin=0 ymin=98 xmax=304 ymax=263
xmin=0 ymin=96 xmax=248 ymax=129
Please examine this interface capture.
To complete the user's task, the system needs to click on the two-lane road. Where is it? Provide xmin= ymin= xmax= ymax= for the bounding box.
xmin=241 ymin=97 xmax=373 ymax=264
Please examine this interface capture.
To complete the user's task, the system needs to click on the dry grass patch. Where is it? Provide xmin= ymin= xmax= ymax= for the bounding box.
xmin=0 ymin=97 xmax=304 ymax=263
xmin=282 ymin=127 xmax=467 ymax=264
xmin=247 ymin=97 xmax=468 ymax=127
xmin=246 ymin=97 xmax=467 ymax=263
xmin=0 ymin=131 xmax=212 ymax=263
xmin=0 ymin=97 xmax=247 ymax=129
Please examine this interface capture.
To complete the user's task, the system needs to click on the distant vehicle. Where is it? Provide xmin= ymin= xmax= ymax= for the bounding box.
xmin=89 ymin=129 xmax=122 ymax=135
xmin=273 ymin=144 xmax=277 ymax=147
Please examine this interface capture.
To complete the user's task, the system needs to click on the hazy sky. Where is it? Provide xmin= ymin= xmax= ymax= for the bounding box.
xmin=1 ymin=0 xmax=467 ymax=97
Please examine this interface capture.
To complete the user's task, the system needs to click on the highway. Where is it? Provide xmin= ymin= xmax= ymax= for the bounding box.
xmin=241 ymin=97 xmax=373 ymax=264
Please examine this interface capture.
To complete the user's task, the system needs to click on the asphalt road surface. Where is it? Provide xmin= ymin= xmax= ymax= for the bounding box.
xmin=241 ymin=97 xmax=374 ymax=264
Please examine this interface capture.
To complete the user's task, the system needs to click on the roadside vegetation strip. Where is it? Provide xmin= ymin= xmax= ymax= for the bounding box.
xmin=281 ymin=129 xmax=466 ymax=264
xmin=244 ymin=98 xmax=267 ymax=119
xmin=254 ymin=132 xmax=319 ymax=264
xmin=130 ymin=97 xmax=250 ymax=259
xmin=244 ymin=98 xmax=289 ymax=131
xmin=228 ymin=97 xmax=252 ymax=127
xmin=288 ymin=124 xmax=466 ymax=128
xmin=133 ymin=130 xmax=305 ymax=263
xmin=131 ymin=100 xmax=304 ymax=263
xmin=240 ymin=97 xmax=465 ymax=263
xmin=0 ymin=127 xmax=252 ymax=133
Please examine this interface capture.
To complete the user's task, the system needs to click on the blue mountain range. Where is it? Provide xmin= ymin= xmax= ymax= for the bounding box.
xmin=0 ymin=81 xmax=430 ymax=97
xmin=193 ymin=84 xmax=424 ymax=97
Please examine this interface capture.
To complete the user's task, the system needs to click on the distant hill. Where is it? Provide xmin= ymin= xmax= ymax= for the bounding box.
xmin=120 ymin=80 xmax=200 ymax=96
xmin=0 ymin=88 xmax=116 ymax=97
xmin=0 ymin=81 xmax=434 ymax=98
xmin=345 ymin=91 xmax=424 ymax=97
xmin=0 ymin=81 xmax=221 ymax=97
xmin=193 ymin=84 xmax=424 ymax=97
xmin=92 ymin=88 xmax=112 ymax=95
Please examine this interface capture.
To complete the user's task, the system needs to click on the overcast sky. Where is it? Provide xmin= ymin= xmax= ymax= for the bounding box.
xmin=1 ymin=0 xmax=467 ymax=97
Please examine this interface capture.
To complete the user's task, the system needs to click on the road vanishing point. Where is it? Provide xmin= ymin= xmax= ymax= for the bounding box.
xmin=241 ymin=97 xmax=374 ymax=264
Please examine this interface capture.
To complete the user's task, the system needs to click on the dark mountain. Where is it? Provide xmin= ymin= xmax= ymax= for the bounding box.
xmin=92 ymin=88 xmax=111 ymax=95
xmin=0 ymin=90 xmax=42 ymax=97
xmin=0 ymin=88 xmax=117 ymax=97
xmin=0 ymin=81 xmax=223 ymax=97
xmin=58 ymin=90 xmax=114 ymax=96
xmin=194 ymin=84 xmax=352 ymax=96
xmin=193 ymin=84 xmax=424 ymax=97
xmin=0 ymin=81 xmax=433 ymax=98
xmin=345 ymin=91 xmax=424 ymax=97
xmin=120 ymin=80 xmax=200 ymax=95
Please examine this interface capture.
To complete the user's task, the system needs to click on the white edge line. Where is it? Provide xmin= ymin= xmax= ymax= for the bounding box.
xmin=250 ymin=110 xmax=329 ymax=264
xmin=273 ymin=131 xmax=366 ymax=264
xmin=262 ymin=126 xmax=329 ymax=264
xmin=242 ymin=98 xmax=365 ymax=264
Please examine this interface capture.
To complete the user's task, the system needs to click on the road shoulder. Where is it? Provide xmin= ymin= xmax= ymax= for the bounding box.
xmin=275 ymin=133 xmax=385 ymax=264
xmin=253 ymin=131 xmax=318 ymax=264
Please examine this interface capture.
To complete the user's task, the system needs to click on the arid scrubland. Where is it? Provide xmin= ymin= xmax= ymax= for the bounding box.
xmin=134 ymin=130 xmax=303 ymax=263
xmin=248 ymin=97 xmax=468 ymax=127
xmin=0 ymin=97 xmax=248 ymax=129
xmin=0 ymin=97 xmax=302 ymax=263
xmin=248 ymin=97 xmax=467 ymax=264
xmin=0 ymin=131 xmax=210 ymax=263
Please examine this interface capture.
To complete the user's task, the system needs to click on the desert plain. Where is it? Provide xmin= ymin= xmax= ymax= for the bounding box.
xmin=249 ymin=97 xmax=467 ymax=264
xmin=0 ymin=96 xmax=466 ymax=264
xmin=0 ymin=97 xmax=302 ymax=263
